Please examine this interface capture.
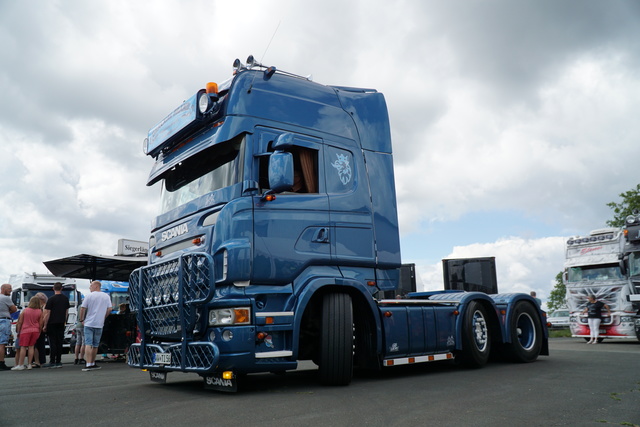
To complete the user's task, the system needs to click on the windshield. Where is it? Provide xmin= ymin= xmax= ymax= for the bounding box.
xmin=110 ymin=293 xmax=129 ymax=309
xmin=629 ymin=252 xmax=640 ymax=276
xmin=160 ymin=135 xmax=245 ymax=214
xmin=24 ymin=290 xmax=78 ymax=306
xmin=566 ymin=264 xmax=624 ymax=283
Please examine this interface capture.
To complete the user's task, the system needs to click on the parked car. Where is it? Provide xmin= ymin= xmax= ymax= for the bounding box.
xmin=548 ymin=309 xmax=570 ymax=329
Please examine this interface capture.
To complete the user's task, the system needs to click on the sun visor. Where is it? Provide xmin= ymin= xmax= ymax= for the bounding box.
xmin=146 ymin=117 xmax=248 ymax=186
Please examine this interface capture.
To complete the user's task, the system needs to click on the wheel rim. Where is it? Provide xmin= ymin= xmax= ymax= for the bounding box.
xmin=472 ymin=310 xmax=489 ymax=352
xmin=516 ymin=312 xmax=536 ymax=350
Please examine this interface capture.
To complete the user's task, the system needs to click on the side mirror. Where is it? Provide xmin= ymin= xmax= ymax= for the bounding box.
xmin=268 ymin=151 xmax=294 ymax=193
xmin=620 ymin=255 xmax=628 ymax=276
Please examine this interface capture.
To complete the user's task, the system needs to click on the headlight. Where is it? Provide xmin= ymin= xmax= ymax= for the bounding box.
xmin=198 ymin=92 xmax=210 ymax=114
xmin=162 ymin=285 xmax=171 ymax=304
xmin=153 ymin=288 xmax=162 ymax=305
xmin=208 ymin=307 xmax=251 ymax=326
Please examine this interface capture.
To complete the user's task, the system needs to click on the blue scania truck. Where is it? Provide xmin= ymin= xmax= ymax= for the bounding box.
xmin=127 ymin=57 xmax=548 ymax=391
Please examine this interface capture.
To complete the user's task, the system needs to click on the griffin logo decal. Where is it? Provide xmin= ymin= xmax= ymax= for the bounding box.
xmin=331 ymin=153 xmax=352 ymax=185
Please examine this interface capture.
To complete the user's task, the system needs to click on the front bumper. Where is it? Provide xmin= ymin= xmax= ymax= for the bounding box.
xmin=128 ymin=341 xmax=220 ymax=372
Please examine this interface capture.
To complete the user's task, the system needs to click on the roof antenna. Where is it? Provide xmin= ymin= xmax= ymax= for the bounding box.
xmin=248 ymin=21 xmax=281 ymax=93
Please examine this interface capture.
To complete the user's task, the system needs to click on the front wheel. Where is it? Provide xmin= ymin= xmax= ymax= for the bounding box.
xmin=459 ymin=301 xmax=491 ymax=368
xmin=318 ymin=293 xmax=354 ymax=386
xmin=506 ymin=302 xmax=543 ymax=362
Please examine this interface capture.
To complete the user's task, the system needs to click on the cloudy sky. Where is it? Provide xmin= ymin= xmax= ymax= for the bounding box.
xmin=1 ymin=0 xmax=639 ymax=304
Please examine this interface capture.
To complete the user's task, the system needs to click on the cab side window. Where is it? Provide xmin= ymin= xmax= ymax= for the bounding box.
xmin=290 ymin=146 xmax=318 ymax=193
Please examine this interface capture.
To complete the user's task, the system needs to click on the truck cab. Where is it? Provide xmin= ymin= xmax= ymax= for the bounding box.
xmin=127 ymin=58 xmax=548 ymax=390
xmin=563 ymin=229 xmax=638 ymax=340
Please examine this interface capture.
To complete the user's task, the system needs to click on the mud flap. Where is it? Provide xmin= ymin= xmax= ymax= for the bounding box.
xmin=203 ymin=373 xmax=238 ymax=392
xmin=149 ymin=371 xmax=167 ymax=383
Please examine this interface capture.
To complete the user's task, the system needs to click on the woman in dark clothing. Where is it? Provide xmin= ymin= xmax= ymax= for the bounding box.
xmin=582 ymin=295 xmax=611 ymax=344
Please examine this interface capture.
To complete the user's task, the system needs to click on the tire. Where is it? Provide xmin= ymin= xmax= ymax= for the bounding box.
xmin=506 ymin=302 xmax=542 ymax=363
xmin=318 ymin=293 xmax=353 ymax=386
xmin=459 ymin=301 xmax=491 ymax=368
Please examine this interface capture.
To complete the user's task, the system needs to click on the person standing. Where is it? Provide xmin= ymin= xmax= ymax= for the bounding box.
xmin=79 ymin=281 xmax=112 ymax=371
xmin=42 ymin=282 xmax=70 ymax=368
xmin=11 ymin=296 xmax=43 ymax=371
xmin=530 ymin=291 xmax=542 ymax=307
xmin=73 ymin=316 xmax=85 ymax=365
xmin=582 ymin=294 xmax=611 ymax=344
xmin=0 ymin=283 xmax=18 ymax=371
xmin=33 ymin=292 xmax=48 ymax=367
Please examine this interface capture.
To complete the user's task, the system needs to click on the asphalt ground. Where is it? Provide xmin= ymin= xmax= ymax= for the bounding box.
xmin=1 ymin=338 xmax=639 ymax=426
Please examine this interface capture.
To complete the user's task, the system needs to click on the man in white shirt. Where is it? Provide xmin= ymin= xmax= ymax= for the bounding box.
xmin=79 ymin=281 xmax=113 ymax=371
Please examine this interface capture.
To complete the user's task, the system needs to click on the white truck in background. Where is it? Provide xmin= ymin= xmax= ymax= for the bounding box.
xmin=563 ymin=228 xmax=638 ymax=341
xmin=7 ymin=273 xmax=82 ymax=355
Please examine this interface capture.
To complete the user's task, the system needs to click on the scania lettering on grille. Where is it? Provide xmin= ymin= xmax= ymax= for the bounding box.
xmin=161 ymin=223 xmax=189 ymax=242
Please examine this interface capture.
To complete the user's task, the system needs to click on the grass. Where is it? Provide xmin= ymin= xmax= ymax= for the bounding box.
xmin=548 ymin=328 xmax=572 ymax=338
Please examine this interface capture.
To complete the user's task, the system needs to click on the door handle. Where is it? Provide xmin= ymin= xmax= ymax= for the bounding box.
xmin=312 ymin=227 xmax=330 ymax=243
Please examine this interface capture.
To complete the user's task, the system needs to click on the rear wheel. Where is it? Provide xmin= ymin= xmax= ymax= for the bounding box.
xmin=459 ymin=301 xmax=491 ymax=367
xmin=318 ymin=293 xmax=353 ymax=386
xmin=506 ymin=302 xmax=542 ymax=362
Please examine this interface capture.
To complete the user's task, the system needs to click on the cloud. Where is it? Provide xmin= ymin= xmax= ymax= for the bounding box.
xmin=0 ymin=0 xmax=638 ymax=299
xmin=414 ymin=236 xmax=565 ymax=301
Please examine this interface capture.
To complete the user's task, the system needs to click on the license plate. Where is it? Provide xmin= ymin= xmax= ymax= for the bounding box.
xmin=204 ymin=374 xmax=238 ymax=392
xmin=600 ymin=329 xmax=606 ymax=334
xmin=154 ymin=352 xmax=171 ymax=365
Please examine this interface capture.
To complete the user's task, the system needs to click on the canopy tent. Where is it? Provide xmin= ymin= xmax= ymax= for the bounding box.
xmin=43 ymin=253 xmax=148 ymax=282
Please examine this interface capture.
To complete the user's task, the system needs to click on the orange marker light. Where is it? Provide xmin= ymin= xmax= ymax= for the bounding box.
xmin=367 ymin=281 xmax=376 ymax=287
xmin=384 ymin=311 xmax=392 ymax=318
xmin=206 ymin=82 xmax=218 ymax=94
xmin=234 ymin=308 xmax=250 ymax=324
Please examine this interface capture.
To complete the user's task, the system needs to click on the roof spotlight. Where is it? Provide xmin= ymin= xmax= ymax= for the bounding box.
xmin=246 ymin=55 xmax=260 ymax=67
xmin=233 ymin=58 xmax=244 ymax=74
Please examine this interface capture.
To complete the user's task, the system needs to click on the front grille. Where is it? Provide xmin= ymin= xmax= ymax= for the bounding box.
xmin=127 ymin=342 xmax=219 ymax=372
xmin=168 ymin=342 xmax=219 ymax=370
xmin=130 ymin=252 xmax=215 ymax=338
